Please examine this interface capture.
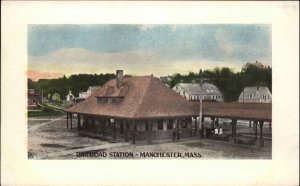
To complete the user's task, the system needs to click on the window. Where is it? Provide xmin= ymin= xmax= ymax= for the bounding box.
xmin=157 ymin=120 xmax=163 ymax=130
xmin=167 ymin=120 xmax=173 ymax=130
xmin=181 ymin=118 xmax=187 ymax=128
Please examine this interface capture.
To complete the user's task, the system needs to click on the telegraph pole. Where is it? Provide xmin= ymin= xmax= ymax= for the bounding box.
xmin=199 ymin=94 xmax=202 ymax=138
xmin=199 ymin=72 xmax=203 ymax=139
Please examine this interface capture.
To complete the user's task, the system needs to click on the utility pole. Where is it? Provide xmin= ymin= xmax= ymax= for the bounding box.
xmin=199 ymin=94 xmax=202 ymax=138
xmin=199 ymin=75 xmax=203 ymax=139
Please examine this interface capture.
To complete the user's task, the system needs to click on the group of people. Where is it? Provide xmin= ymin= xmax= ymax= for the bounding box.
xmin=213 ymin=127 xmax=224 ymax=135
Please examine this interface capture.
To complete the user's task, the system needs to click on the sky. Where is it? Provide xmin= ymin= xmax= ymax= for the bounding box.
xmin=28 ymin=24 xmax=272 ymax=77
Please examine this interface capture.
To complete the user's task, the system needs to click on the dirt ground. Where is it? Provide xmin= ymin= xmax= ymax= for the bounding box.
xmin=28 ymin=116 xmax=272 ymax=160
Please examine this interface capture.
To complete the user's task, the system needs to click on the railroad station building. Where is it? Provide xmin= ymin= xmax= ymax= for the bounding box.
xmin=66 ymin=70 xmax=197 ymax=142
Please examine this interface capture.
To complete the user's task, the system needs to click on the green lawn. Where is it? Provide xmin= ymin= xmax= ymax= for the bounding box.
xmin=28 ymin=104 xmax=65 ymax=117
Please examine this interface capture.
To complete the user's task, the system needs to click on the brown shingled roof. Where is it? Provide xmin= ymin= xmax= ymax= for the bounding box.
xmin=192 ymin=102 xmax=272 ymax=121
xmin=67 ymin=76 xmax=196 ymax=119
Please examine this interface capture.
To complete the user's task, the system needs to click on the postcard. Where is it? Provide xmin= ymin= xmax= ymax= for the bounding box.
xmin=1 ymin=1 xmax=299 ymax=185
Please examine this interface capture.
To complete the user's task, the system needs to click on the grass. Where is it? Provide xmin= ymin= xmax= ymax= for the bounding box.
xmin=28 ymin=105 xmax=65 ymax=117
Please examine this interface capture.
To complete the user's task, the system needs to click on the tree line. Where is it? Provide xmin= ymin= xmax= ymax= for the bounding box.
xmin=28 ymin=73 xmax=116 ymax=100
xmin=28 ymin=63 xmax=271 ymax=102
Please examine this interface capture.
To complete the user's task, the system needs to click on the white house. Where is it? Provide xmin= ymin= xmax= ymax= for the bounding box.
xmin=239 ymin=86 xmax=272 ymax=103
xmin=77 ymin=86 xmax=101 ymax=101
xmin=86 ymin=86 xmax=101 ymax=97
xmin=173 ymin=82 xmax=224 ymax=102
xmin=78 ymin=91 xmax=87 ymax=99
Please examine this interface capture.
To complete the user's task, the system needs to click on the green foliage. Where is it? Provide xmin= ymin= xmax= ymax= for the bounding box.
xmin=29 ymin=73 xmax=116 ymax=99
xmin=28 ymin=64 xmax=271 ymax=103
xmin=28 ymin=106 xmax=64 ymax=117
xmin=28 ymin=78 xmax=36 ymax=89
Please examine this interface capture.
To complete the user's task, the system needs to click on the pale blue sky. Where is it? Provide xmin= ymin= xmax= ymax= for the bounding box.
xmin=28 ymin=24 xmax=271 ymax=76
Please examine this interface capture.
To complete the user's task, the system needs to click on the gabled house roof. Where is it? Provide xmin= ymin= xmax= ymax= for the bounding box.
xmin=174 ymin=83 xmax=201 ymax=94
xmin=239 ymin=86 xmax=272 ymax=99
xmin=174 ymin=82 xmax=222 ymax=95
xmin=67 ymin=76 xmax=196 ymax=119
xmin=87 ymin=86 xmax=101 ymax=92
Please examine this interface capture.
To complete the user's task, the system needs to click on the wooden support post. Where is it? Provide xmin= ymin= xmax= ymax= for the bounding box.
xmin=231 ymin=119 xmax=237 ymax=138
xmin=201 ymin=117 xmax=204 ymax=138
xmin=124 ymin=121 xmax=128 ymax=142
xmin=269 ymin=121 xmax=272 ymax=130
xmin=254 ymin=121 xmax=258 ymax=140
xmin=259 ymin=120 xmax=264 ymax=147
xmin=249 ymin=120 xmax=252 ymax=128
xmin=67 ymin=113 xmax=69 ymax=129
xmin=93 ymin=117 xmax=96 ymax=134
xmin=103 ymin=118 xmax=106 ymax=137
xmin=70 ymin=113 xmax=73 ymax=129
xmin=194 ymin=117 xmax=197 ymax=132
xmin=216 ymin=118 xmax=219 ymax=127
xmin=120 ymin=120 xmax=123 ymax=134
xmin=83 ymin=116 xmax=86 ymax=130
xmin=98 ymin=118 xmax=101 ymax=137
xmin=77 ymin=114 xmax=81 ymax=130
xmin=147 ymin=120 xmax=151 ymax=144
xmin=211 ymin=117 xmax=215 ymax=128
xmin=113 ymin=119 xmax=116 ymax=140
xmin=132 ymin=121 xmax=136 ymax=144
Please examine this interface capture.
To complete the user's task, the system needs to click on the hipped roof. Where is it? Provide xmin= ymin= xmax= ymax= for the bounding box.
xmin=67 ymin=76 xmax=197 ymax=119
xmin=175 ymin=82 xmax=222 ymax=95
xmin=192 ymin=102 xmax=272 ymax=121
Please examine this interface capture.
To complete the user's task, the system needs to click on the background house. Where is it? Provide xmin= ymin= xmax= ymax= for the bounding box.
xmin=28 ymin=89 xmax=39 ymax=110
xmin=76 ymin=86 xmax=101 ymax=101
xmin=239 ymin=86 xmax=272 ymax=103
xmin=173 ymin=82 xmax=224 ymax=102
xmin=86 ymin=86 xmax=101 ymax=97
xmin=79 ymin=91 xmax=87 ymax=99
xmin=51 ymin=93 xmax=61 ymax=102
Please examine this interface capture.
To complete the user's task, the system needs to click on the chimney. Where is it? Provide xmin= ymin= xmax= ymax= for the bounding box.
xmin=116 ymin=70 xmax=123 ymax=89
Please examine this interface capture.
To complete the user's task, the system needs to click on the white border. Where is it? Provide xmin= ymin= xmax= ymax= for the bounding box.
xmin=1 ymin=1 xmax=299 ymax=185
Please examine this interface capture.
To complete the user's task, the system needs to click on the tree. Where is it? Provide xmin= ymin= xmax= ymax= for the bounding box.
xmin=28 ymin=78 xmax=36 ymax=89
